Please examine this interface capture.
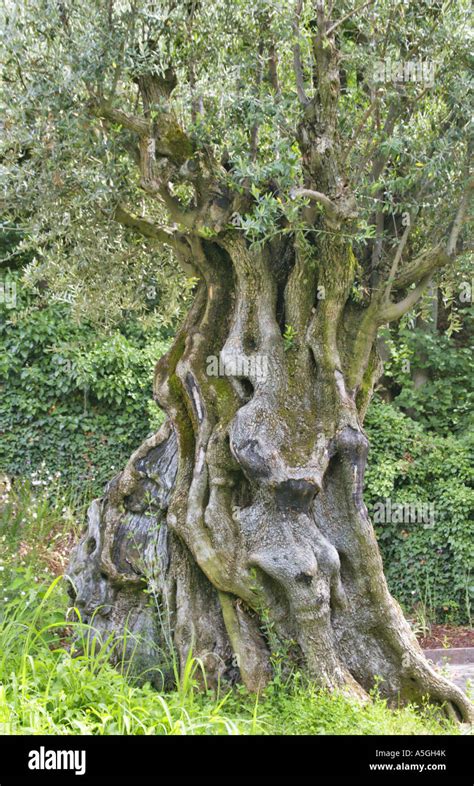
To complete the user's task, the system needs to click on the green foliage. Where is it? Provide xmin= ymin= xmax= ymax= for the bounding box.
xmin=1 ymin=0 xmax=471 ymax=311
xmin=381 ymin=322 xmax=473 ymax=434
xmin=239 ymin=676 xmax=459 ymax=736
xmin=0 ymin=273 xmax=170 ymax=494
xmin=364 ymin=399 xmax=473 ymax=624
xmin=283 ymin=324 xmax=297 ymax=352
xmin=0 ymin=576 xmax=256 ymax=734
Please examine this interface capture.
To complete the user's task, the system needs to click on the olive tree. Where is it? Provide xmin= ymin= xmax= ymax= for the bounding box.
xmin=2 ymin=0 xmax=472 ymax=720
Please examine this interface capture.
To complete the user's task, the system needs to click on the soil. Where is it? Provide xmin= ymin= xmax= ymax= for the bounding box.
xmin=418 ymin=624 xmax=474 ymax=650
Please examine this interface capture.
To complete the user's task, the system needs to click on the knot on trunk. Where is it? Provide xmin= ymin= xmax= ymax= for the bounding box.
xmin=274 ymin=478 xmax=318 ymax=512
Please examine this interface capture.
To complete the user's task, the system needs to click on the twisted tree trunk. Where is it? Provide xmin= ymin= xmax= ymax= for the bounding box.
xmin=65 ymin=0 xmax=473 ymax=725
xmin=67 ymin=230 xmax=473 ymax=723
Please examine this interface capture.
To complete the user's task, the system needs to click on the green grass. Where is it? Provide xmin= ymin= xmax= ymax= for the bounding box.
xmin=0 ymin=479 xmax=465 ymax=736
xmin=0 ymin=574 xmax=460 ymax=736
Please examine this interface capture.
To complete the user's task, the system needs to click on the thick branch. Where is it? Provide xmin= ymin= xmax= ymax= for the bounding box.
xmin=379 ymin=274 xmax=432 ymax=322
xmin=90 ymin=100 xmax=150 ymax=137
xmin=298 ymin=1 xmax=342 ymax=193
xmin=113 ymin=204 xmax=175 ymax=244
xmin=290 ymin=187 xmax=339 ymax=219
xmin=392 ymin=245 xmax=449 ymax=291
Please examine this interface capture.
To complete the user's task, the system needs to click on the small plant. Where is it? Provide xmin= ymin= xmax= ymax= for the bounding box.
xmin=283 ymin=324 xmax=297 ymax=351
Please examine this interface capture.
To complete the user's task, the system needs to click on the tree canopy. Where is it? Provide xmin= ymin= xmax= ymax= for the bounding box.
xmin=1 ymin=0 xmax=472 ymax=325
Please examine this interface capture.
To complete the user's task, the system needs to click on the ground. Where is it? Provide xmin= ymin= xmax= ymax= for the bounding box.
xmin=419 ymin=626 xmax=474 ymax=650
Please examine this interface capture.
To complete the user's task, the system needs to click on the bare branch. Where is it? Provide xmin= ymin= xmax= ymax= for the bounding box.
xmin=90 ymin=100 xmax=150 ymax=137
xmin=326 ymin=0 xmax=377 ymax=36
xmin=392 ymin=245 xmax=449 ymax=291
xmin=111 ymin=204 xmax=198 ymax=275
xmin=379 ymin=274 xmax=432 ymax=322
xmin=112 ymin=204 xmax=176 ymax=245
xmin=392 ymin=177 xmax=472 ymax=290
xmin=377 ymin=178 xmax=472 ymax=321
xmin=290 ymin=187 xmax=339 ymax=218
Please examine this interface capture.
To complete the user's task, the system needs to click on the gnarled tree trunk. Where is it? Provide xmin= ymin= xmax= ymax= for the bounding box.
xmin=66 ymin=1 xmax=473 ymax=725
xmin=67 ymin=230 xmax=473 ymax=723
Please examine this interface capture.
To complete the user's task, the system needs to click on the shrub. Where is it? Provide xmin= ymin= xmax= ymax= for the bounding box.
xmin=365 ymin=399 xmax=473 ymax=624
xmin=0 ymin=275 xmax=170 ymax=494
xmin=381 ymin=322 xmax=473 ymax=434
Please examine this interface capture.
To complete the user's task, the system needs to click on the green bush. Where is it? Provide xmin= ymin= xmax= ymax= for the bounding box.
xmin=381 ymin=322 xmax=473 ymax=434
xmin=365 ymin=399 xmax=473 ymax=625
xmin=0 ymin=275 xmax=170 ymax=494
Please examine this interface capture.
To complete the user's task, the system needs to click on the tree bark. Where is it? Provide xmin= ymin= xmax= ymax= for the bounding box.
xmin=67 ymin=232 xmax=473 ymax=723
xmin=66 ymin=2 xmax=473 ymax=725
